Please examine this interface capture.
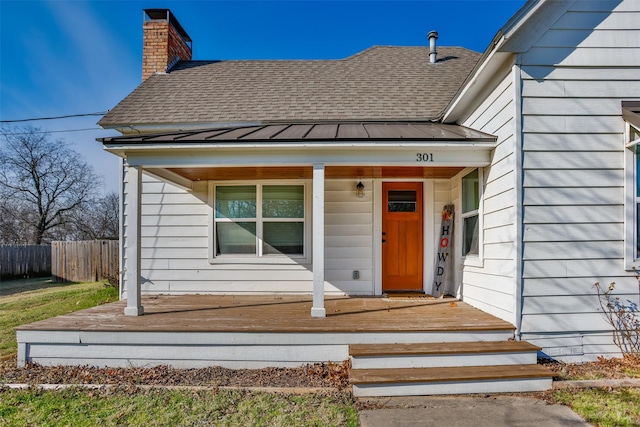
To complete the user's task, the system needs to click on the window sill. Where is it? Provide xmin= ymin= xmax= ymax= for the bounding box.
xmin=209 ymin=256 xmax=311 ymax=265
xmin=624 ymin=261 xmax=639 ymax=273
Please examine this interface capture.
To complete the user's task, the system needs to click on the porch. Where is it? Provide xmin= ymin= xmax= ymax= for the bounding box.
xmin=17 ymin=295 xmax=552 ymax=396
xmin=101 ymin=122 xmax=498 ymax=318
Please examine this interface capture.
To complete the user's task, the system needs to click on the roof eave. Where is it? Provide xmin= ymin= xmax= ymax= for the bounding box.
xmin=441 ymin=38 xmax=513 ymax=124
xmin=443 ymin=0 xmax=574 ymax=123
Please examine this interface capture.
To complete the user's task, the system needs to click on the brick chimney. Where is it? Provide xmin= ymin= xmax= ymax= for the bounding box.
xmin=142 ymin=9 xmax=192 ymax=81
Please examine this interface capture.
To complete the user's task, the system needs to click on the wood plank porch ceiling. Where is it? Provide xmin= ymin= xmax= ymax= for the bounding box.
xmin=17 ymin=295 xmax=514 ymax=333
xmin=167 ymin=166 xmax=466 ymax=181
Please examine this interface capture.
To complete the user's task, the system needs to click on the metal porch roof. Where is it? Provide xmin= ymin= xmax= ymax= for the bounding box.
xmin=99 ymin=122 xmax=496 ymax=145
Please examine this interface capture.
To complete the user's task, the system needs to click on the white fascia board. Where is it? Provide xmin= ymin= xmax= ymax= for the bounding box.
xmin=122 ymin=146 xmax=493 ymax=169
xmin=103 ymin=141 xmax=496 ymax=161
xmin=498 ymin=0 xmax=546 ymax=48
xmin=106 ymin=142 xmax=497 ymax=168
xmin=104 ymin=140 xmax=496 ymax=154
xmin=499 ymin=0 xmax=575 ymax=53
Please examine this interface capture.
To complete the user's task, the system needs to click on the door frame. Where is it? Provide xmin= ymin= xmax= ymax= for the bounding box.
xmin=373 ymin=179 xmax=435 ymax=295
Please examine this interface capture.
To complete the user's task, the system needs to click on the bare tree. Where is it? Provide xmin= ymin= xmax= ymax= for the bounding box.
xmin=0 ymin=199 xmax=36 ymax=244
xmin=0 ymin=126 xmax=102 ymax=244
xmin=68 ymin=192 xmax=119 ymax=240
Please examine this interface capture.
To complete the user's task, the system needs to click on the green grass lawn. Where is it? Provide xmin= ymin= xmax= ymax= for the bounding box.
xmin=552 ymin=387 xmax=640 ymax=427
xmin=0 ymin=387 xmax=358 ymax=427
xmin=0 ymin=277 xmax=118 ymax=358
xmin=0 ymin=278 xmax=359 ymax=426
xmin=0 ymin=277 xmax=68 ymax=297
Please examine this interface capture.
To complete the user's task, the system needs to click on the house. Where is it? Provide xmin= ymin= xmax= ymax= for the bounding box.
xmin=16 ymin=0 xmax=640 ymax=396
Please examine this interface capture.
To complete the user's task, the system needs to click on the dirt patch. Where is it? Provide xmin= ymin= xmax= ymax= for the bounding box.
xmin=3 ymin=355 xmax=639 ymax=394
xmin=540 ymin=355 xmax=640 ymax=381
xmin=0 ymin=359 xmax=351 ymax=390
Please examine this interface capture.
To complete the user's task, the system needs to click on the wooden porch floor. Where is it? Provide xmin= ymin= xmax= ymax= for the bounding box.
xmin=17 ymin=295 xmax=514 ymax=333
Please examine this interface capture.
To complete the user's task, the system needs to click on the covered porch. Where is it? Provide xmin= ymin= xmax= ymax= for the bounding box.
xmin=100 ymin=121 xmax=497 ymax=319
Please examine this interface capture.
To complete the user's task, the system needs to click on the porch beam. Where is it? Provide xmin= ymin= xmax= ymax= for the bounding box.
xmin=124 ymin=164 xmax=144 ymax=316
xmin=121 ymin=147 xmax=493 ymax=169
xmin=311 ymin=163 xmax=326 ymax=318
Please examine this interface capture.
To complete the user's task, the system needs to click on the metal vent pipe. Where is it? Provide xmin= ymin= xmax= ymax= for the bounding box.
xmin=428 ymin=30 xmax=438 ymax=64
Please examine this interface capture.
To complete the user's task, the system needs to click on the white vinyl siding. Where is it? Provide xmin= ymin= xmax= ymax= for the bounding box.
xmin=456 ymin=71 xmax=518 ymax=324
xmin=324 ymin=179 xmax=374 ymax=293
xmin=122 ymin=175 xmax=374 ymax=296
xmin=517 ymin=0 xmax=640 ymax=361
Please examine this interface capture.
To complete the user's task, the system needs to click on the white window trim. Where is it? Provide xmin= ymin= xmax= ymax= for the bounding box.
xmin=624 ymin=122 xmax=640 ymax=270
xmin=459 ymin=167 xmax=484 ymax=268
xmin=208 ymin=180 xmax=312 ymax=265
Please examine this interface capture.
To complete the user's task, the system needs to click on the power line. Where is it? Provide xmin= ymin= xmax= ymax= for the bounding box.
xmin=0 ymin=111 xmax=108 ymax=123
xmin=0 ymin=127 xmax=105 ymax=136
xmin=46 ymin=127 xmax=104 ymax=134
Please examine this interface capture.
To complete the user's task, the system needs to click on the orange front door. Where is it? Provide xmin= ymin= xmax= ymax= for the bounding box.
xmin=382 ymin=182 xmax=424 ymax=291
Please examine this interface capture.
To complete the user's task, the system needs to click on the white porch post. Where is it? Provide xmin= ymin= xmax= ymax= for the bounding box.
xmin=124 ymin=164 xmax=144 ymax=316
xmin=311 ymin=163 xmax=326 ymax=318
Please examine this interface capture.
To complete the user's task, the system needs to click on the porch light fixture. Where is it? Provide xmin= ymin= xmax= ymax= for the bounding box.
xmin=356 ymin=181 xmax=365 ymax=198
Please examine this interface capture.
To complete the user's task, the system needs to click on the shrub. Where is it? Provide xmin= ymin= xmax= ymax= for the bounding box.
xmin=103 ymin=270 xmax=120 ymax=289
xmin=594 ymin=280 xmax=640 ymax=358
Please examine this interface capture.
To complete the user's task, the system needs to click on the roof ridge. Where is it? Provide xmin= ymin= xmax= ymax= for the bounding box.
xmin=169 ymin=46 xmax=476 ymax=68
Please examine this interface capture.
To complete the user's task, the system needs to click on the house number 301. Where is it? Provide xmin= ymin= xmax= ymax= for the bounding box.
xmin=416 ymin=153 xmax=434 ymax=162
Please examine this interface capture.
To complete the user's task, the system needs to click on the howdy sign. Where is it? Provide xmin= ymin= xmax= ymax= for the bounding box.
xmin=432 ymin=204 xmax=453 ymax=298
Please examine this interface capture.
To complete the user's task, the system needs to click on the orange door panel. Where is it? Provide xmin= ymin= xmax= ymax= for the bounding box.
xmin=382 ymin=182 xmax=423 ymax=291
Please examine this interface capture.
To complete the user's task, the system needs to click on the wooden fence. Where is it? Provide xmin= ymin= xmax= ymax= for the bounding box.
xmin=0 ymin=245 xmax=52 ymax=280
xmin=52 ymin=240 xmax=119 ymax=283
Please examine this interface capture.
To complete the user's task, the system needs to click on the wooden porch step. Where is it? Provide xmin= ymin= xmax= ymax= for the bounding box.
xmin=349 ymin=341 xmax=541 ymax=357
xmin=350 ymin=364 xmax=554 ymax=397
xmin=350 ymin=364 xmax=553 ymax=385
xmin=349 ymin=341 xmax=541 ymax=369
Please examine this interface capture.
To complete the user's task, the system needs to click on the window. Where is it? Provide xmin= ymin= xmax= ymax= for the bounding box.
xmin=623 ymin=101 xmax=640 ymax=268
xmin=627 ymin=123 xmax=640 ymax=261
xmin=635 ymin=133 xmax=640 ymax=260
xmin=212 ymin=183 xmax=307 ymax=260
xmin=461 ymin=169 xmax=481 ymax=257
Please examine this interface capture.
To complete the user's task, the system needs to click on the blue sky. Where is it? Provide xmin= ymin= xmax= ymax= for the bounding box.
xmin=1 ymin=0 xmax=526 ymax=193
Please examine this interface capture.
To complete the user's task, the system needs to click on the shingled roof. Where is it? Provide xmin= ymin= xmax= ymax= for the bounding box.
xmin=99 ymin=46 xmax=481 ymax=128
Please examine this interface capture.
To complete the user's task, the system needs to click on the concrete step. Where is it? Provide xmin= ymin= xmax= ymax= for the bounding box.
xmin=350 ymin=364 xmax=554 ymax=397
xmin=350 ymin=341 xmax=541 ymax=369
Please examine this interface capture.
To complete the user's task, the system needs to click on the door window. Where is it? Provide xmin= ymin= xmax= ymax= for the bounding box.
xmin=388 ymin=190 xmax=417 ymax=212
